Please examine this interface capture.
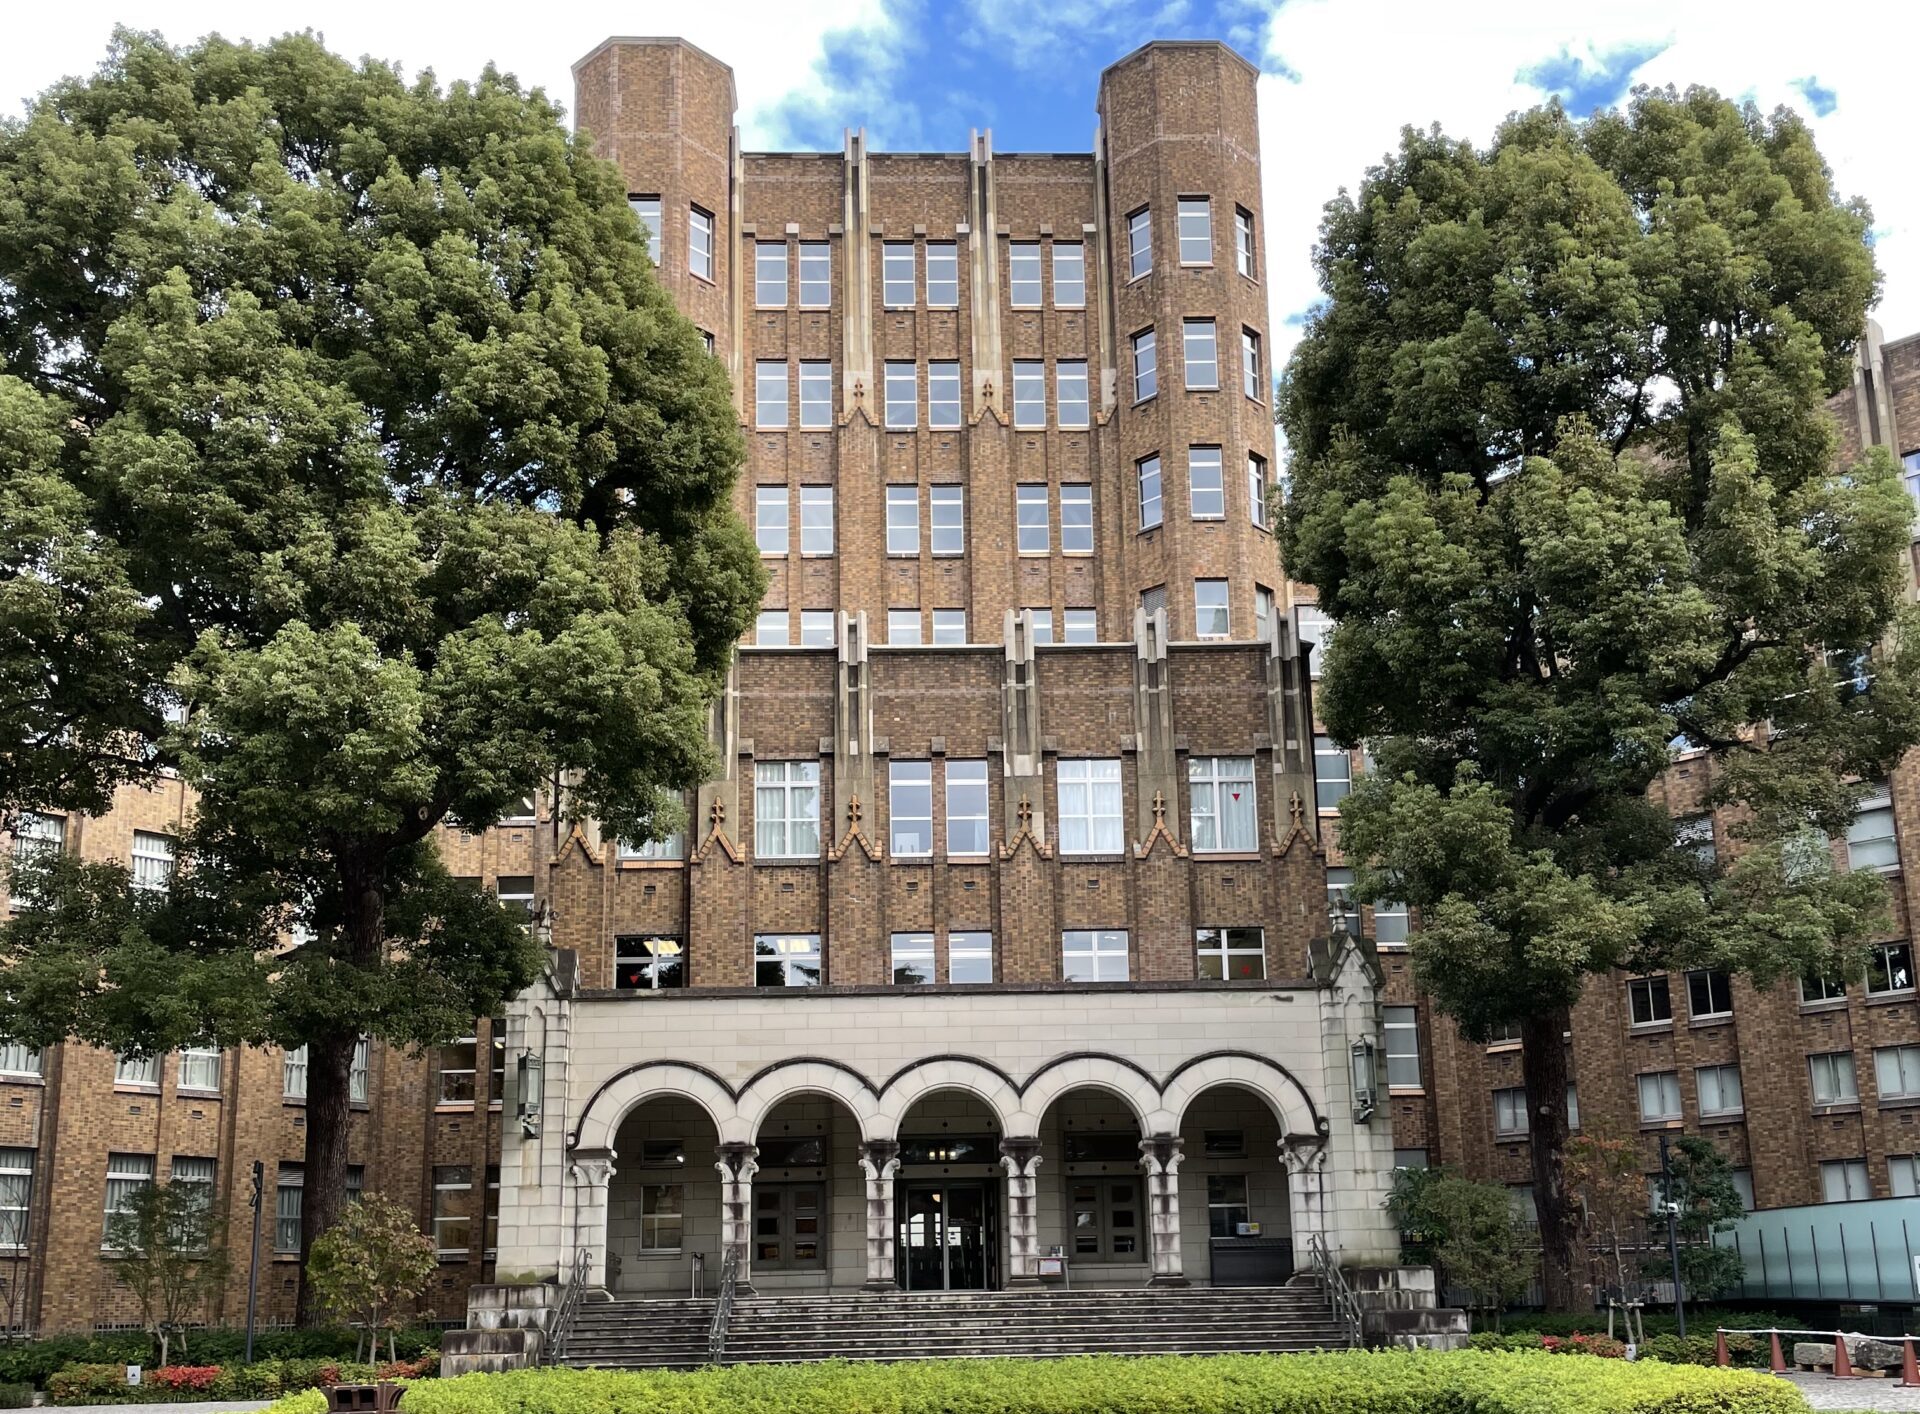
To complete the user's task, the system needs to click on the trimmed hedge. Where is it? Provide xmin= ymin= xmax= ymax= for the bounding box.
xmin=264 ymin=1350 xmax=1809 ymax=1414
xmin=1501 ymin=1309 xmax=1795 ymax=1340
xmin=0 ymin=1326 xmax=441 ymax=1389
xmin=45 ymin=1353 xmax=437 ymax=1405
xmin=1470 ymin=1328 xmax=1771 ymax=1368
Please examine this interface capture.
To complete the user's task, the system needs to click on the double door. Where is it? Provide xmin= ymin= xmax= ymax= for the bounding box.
xmin=898 ymin=1181 xmax=996 ymax=1290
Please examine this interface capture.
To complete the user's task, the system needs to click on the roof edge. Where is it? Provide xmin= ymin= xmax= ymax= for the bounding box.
xmin=1100 ymin=38 xmax=1260 ymax=85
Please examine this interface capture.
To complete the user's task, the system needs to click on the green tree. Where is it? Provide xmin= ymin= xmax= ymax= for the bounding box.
xmin=1388 ymin=1168 xmax=1532 ymax=1328
xmin=103 ymin=1179 xmax=231 ymax=1367
xmin=1566 ymin=1128 xmax=1654 ymax=1342
xmin=1647 ymin=1136 xmax=1746 ymax=1304
xmin=0 ymin=29 xmax=762 ymax=1315
xmin=1280 ymin=87 xmax=1920 ymax=1311
xmin=306 ymin=1194 xmax=438 ymax=1363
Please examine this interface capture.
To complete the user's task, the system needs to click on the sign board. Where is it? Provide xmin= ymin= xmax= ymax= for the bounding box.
xmin=1236 ymin=1222 xmax=1262 ymax=1236
xmin=126 ymin=1366 xmax=142 ymax=1387
xmin=1038 ymin=1257 xmax=1065 ymax=1277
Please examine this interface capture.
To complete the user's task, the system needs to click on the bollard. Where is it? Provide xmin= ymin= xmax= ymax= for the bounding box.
xmin=1831 ymin=1331 xmax=1859 ymax=1380
xmin=1903 ymin=1337 xmax=1920 ymax=1388
xmin=1769 ymin=1331 xmax=1787 ymax=1375
xmin=1714 ymin=1330 xmax=1729 ymax=1367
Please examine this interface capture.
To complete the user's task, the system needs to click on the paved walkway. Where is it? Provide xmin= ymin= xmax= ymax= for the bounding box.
xmin=1787 ymin=1370 xmax=1920 ymax=1410
xmin=31 ymin=1404 xmax=272 ymax=1412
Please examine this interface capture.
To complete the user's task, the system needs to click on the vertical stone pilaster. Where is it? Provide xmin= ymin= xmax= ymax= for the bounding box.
xmin=566 ymin=1148 xmax=616 ymax=1290
xmin=859 ymin=1140 xmax=901 ymax=1289
xmin=1138 ymin=1134 xmax=1187 ymax=1286
xmin=1282 ymin=1137 xmax=1328 ymax=1262
xmin=715 ymin=1142 xmax=760 ymax=1293
xmin=999 ymin=1137 xmax=1044 ymax=1286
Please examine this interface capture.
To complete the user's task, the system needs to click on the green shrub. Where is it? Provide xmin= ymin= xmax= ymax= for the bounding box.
xmin=0 ymin=1325 xmax=442 ymax=1389
xmin=263 ymin=1350 xmax=1806 ymax=1414
xmin=0 ymin=1383 xmax=33 ymax=1409
xmin=1501 ymin=1308 xmax=1793 ymax=1339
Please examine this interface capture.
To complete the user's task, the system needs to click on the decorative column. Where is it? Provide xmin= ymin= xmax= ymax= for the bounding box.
xmin=566 ymin=1148 xmax=617 ymax=1290
xmin=1138 ymin=1134 xmax=1188 ymax=1286
xmin=715 ymin=1142 xmax=760 ymax=1294
xmin=1282 ymin=1137 xmax=1329 ymax=1265
xmin=859 ymin=1140 xmax=901 ymax=1290
xmin=999 ymin=1137 xmax=1044 ymax=1286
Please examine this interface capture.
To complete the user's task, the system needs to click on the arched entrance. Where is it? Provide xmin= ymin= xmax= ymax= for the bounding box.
xmin=1176 ymin=1082 xmax=1294 ymax=1285
xmin=892 ymin=1088 xmax=1004 ymax=1291
xmin=744 ymin=1089 xmax=867 ymax=1292
xmin=607 ymin=1096 xmax=718 ymax=1295
xmin=1038 ymin=1085 xmax=1147 ymax=1285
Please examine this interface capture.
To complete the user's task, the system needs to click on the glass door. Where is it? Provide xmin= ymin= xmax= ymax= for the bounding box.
xmin=898 ymin=1181 xmax=994 ymax=1290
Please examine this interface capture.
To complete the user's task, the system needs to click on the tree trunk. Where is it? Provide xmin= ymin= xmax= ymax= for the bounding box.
xmin=1521 ymin=1006 xmax=1589 ymax=1313
xmin=297 ymin=1030 xmax=354 ymax=1324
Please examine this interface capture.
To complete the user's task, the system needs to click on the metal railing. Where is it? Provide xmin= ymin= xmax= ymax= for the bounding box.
xmin=544 ymin=1247 xmax=591 ymax=1366
xmin=707 ymin=1244 xmax=740 ymax=1366
xmin=1308 ymin=1231 xmax=1364 ymax=1348
xmin=1714 ymin=1325 xmax=1920 ymax=1383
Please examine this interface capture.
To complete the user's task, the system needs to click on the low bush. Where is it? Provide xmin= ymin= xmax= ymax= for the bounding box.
xmin=0 ymin=1383 xmax=33 ymax=1409
xmin=1471 ymin=1326 xmax=1769 ymax=1368
xmin=0 ymin=1325 xmax=442 ymax=1389
xmin=44 ymin=1355 xmax=398 ymax=1403
xmin=263 ymin=1350 xmax=1807 ymax=1414
xmin=1501 ymin=1308 xmax=1793 ymax=1339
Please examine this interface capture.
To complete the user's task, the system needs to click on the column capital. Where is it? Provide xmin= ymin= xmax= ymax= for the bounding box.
xmin=1280 ymin=1134 xmax=1327 ymax=1177
xmin=1137 ymin=1133 xmax=1183 ymax=1177
xmin=998 ymin=1136 xmax=1043 ymax=1180
xmin=715 ymin=1140 xmax=760 ymax=1183
xmin=567 ymin=1147 xmax=617 ymax=1189
xmin=858 ymin=1138 xmax=901 ymax=1183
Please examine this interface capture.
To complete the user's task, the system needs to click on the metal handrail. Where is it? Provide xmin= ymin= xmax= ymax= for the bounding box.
xmin=1308 ymin=1231 xmax=1364 ymax=1348
xmin=544 ymin=1247 xmax=591 ymax=1366
xmin=707 ymin=1245 xmax=740 ymax=1366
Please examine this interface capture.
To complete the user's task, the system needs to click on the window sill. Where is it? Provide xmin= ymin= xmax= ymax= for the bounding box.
xmin=1192 ymin=851 xmax=1264 ymax=862
xmin=1387 ymin=1086 xmax=1425 ymax=1098
xmin=0 ymin=1075 xmax=44 ymax=1086
xmin=1628 ymin=1022 xmax=1673 ymax=1035
xmin=1057 ymin=853 xmax=1129 ymax=864
xmin=114 ymin=1084 xmax=160 ymax=1095
xmin=1485 ymin=1041 xmax=1522 ymax=1055
xmin=1800 ymin=999 xmax=1848 ymax=1015
xmin=1494 ymin=1132 xmax=1529 ymax=1143
xmin=754 ymin=856 xmax=822 ymax=865
xmin=177 ymin=1087 xmax=222 ymax=1098
xmin=1689 ymin=1015 xmax=1733 ymax=1030
xmin=1880 ymin=1095 xmax=1920 ymax=1111
xmin=616 ymin=859 xmax=687 ymax=869
xmin=1638 ymin=1118 xmax=1684 ymax=1131
xmin=1185 ymin=385 xmax=1221 ymax=394
xmin=1866 ymin=990 xmax=1917 ymax=1006
xmin=889 ymin=854 xmax=934 ymax=865
xmin=755 ymin=426 xmax=790 ymax=434
xmin=1812 ymin=1102 xmax=1862 ymax=1117
xmin=1700 ymin=1111 xmax=1746 ymax=1123
xmin=435 ymin=1102 xmax=477 ymax=1114
xmin=1191 ymin=514 xmax=1226 ymax=523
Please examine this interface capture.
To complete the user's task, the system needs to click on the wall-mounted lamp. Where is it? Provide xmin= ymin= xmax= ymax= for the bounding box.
xmin=517 ymin=1049 xmax=544 ymax=1138
xmin=1350 ymin=1038 xmax=1377 ymax=1125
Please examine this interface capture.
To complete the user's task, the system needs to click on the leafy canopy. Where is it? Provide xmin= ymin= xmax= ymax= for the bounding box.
xmin=305 ymin=1195 xmax=438 ymax=1361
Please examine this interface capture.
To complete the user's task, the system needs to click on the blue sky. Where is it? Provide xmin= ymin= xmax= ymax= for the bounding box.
xmin=4 ymin=0 xmax=1909 ymax=371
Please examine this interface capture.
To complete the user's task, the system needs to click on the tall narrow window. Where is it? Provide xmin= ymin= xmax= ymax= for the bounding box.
xmin=1384 ymin=1006 xmax=1421 ymax=1087
xmin=884 ymin=360 xmax=918 ymax=429
xmin=1247 ymin=454 xmax=1268 ymax=527
xmin=755 ymin=761 xmax=821 ymax=859
xmin=1026 ymin=608 xmax=1054 ymax=645
xmin=1294 ymin=605 xmax=1333 ymax=679
xmin=1189 ymin=447 xmax=1224 ymax=518
xmin=433 ymin=1165 xmax=473 ymax=1259
xmin=1183 ymin=319 xmax=1218 ymax=389
xmin=1254 ymin=585 xmax=1274 ymax=644
xmin=629 ymin=196 xmax=662 ymax=260
xmin=925 ymin=242 xmax=958 ymax=307
xmin=1016 ymin=484 xmax=1050 ymax=554
xmin=1053 ymin=243 xmax=1085 ymax=307
xmin=890 ymin=933 xmax=936 ymax=985
xmin=1009 ymin=242 xmax=1042 ymax=306
xmin=946 ymin=760 xmax=990 ymax=856
xmin=755 ymin=487 xmax=788 ymax=556
xmin=930 ymin=485 xmax=964 ymax=556
xmin=883 ymin=242 xmax=916 ymax=306
xmin=800 ymin=486 xmax=834 ymax=556
xmin=1063 ymin=930 xmax=1129 ymax=982
xmin=1058 ymin=759 xmax=1124 ymax=854
xmin=1848 ymin=786 xmax=1898 ymax=870
xmin=887 ymin=609 xmax=921 ymax=645
xmin=1137 ymin=455 xmax=1163 ymax=531
xmin=1195 ymin=579 xmax=1230 ymax=640
xmin=931 ymin=609 xmax=968 ymax=644
xmin=283 ymin=1045 xmax=308 ymax=1099
xmin=798 ymin=361 xmax=832 ymax=428
xmin=1060 ymin=484 xmax=1093 ymax=554
xmin=102 ymin=1153 xmax=154 ymax=1246
xmin=0 ymin=1147 xmax=32 ymax=1250
xmin=1314 ymin=735 xmax=1351 ymax=811
xmin=1197 ymin=927 xmax=1266 ymax=980
xmin=798 ymin=241 xmax=831 ymax=306
xmin=886 ymin=485 xmax=919 ymax=556
xmin=688 ymin=206 xmax=714 ymax=281
xmin=950 ymin=931 xmax=994 ymax=983
xmin=928 ymin=361 xmax=961 ymax=428
xmin=1063 ymin=609 xmax=1097 ymax=644
xmin=755 ymin=241 xmax=787 ymax=306
xmin=1242 ymin=328 xmax=1263 ymax=400
xmin=1177 ymin=197 xmax=1213 ymax=264
xmin=754 ymin=933 xmax=822 ymax=987
xmin=1234 ymin=206 xmax=1255 ymax=277
xmin=1131 ymin=328 xmax=1157 ymax=401
xmin=351 ymin=1037 xmax=370 ymax=1103
xmin=1140 ymin=585 xmax=1167 ymax=622
xmin=130 ymin=831 xmax=175 ymax=893
xmin=755 ymin=361 xmax=789 ymax=428
xmin=274 ymin=1164 xmax=303 ymax=1252
xmin=1127 ymin=207 xmax=1152 ymax=280
xmin=1013 ymin=360 xmax=1046 ymax=428
xmin=437 ymin=1035 xmax=477 ymax=1104
xmin=1056 ymin=361 xmax=1089 ymax=428
xmin=1189 ymin=757 xmax=1256 ymax=852
xmin=890 ymin=762 xmax=933 ymax=856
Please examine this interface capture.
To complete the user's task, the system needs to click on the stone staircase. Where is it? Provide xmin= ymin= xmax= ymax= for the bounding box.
xmin=561 ymin=1284 xmax=1351 ymax=1368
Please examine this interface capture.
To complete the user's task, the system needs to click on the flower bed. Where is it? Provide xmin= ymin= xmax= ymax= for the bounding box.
xmin=45 ymin=1352 xmax=436 ymax=1405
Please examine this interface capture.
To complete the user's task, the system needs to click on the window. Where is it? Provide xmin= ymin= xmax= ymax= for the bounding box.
xmin=1060 ymin=483 xmax=1093 ymax=554
xmin=620 ymin=816 xmax=687 ymax=861
xmin=890 ymin=761 xmax=933 ymax=856
xmin=1485 ymin=1019 xmax=1523 ymax=1046
xmin=351 ymin=1037 xmax=369 ymax=1104
xmin=754 ymin=933 xmax=822 ymax=988
xmin=0 ymin=1147 xmax=31 ymax=1249
xmin=1207 ymin=1174 xmax=1250 ymax=1238
xmin=1058 ymin=759 xmax=1123 ymax=854
xmin=950 ymin=931 xmax=993 ymax=983
xmin=616 ymin=936 xmax=686 ymax=990
xmin=165 ymin=1156 xmax=212 ymax=1224
xmin=755 ymin=241 xmax=787 ymax=306
xmin=1821 ymin=1158 xmax=1871 ymax=1203
xmin=283 ymin=1046 xmax=307 ymax=1100
xmin=1198 ymin=926 xmax=1266 ymax=981
xmin=1013 ymin=360 xmax=1046 ymax=428
xmin=755 ymin=761 xmax=821 ymax=858
xmin=130 ymin=831 xmax=174 ymax=893
xmin=1326 ymin=866 xmax=1361 ymax=935
xmin=1394 ymin=1148 xmax=1429 ymax=1170
xmin=1062 ymin=929 xmax=1129 ymax=982
xmin=755 ymin=361 xmax=789 ymax=429
xmin=272 ymin=1164 xmax=303 ymax=1252
xmin=1140 ymin=585 xmax=1168 ymax=623
xmin=1189 ymin=756 xmax=1256 ymax=852
xmin=1016 ymin=484 xmax=1050 ymax=554
xmin=1567 ymin=1084 xmax=1582 ymax=1130
xmin=1848 ymin=786 xmax=1897 ymax=870
xmin=116 ymin=1053 xmax=160 ymax=1088
xmin=947 ymin=760 xmax=990 ymax=856
xmin=1628 ymin=975 xmax=1672 ymax=1026
xmin=1137 ymin=455 xmax=1163 ymax=531
xmin=1635 ymin=1071 xmax=1682 ymax=1123
xmin=700 ymin=329 xmax=715 ymax=355
xmin=887 ymin=609 xmax=921 ymax=645
xmin=1676 ymin=815 xmax=1716 ymax=862
xmin=1177 ymin=197 xmax=1212 ymax=264
xmin=12 ymin=811 xmax=63 ymax=861
xmin=1314 ymin=735 xmax=1351 ymax=811
xmin=883 ymin=242 xmax=916 ymax=306
xmin=798 ymin=241 xmax=830 ymax=307
xmin=1247 ymin=455 xmax=1268 ymax=529
xmin=887 ymin=485 xmax=919 ymax=556
xmin=925 ymin=242 xmax=958 ymax=307
xmin=755 ymin=486 xmax=789 ymax=556
xmin=755 ymin=611 xmax=789 ymax=646
xmin=629 ymin=196 xmax=662 ymax=259
xmin=1385 ymin=1006 xmax=1421 ymax=1088
xmin=1907 ymin=449 xmax=1920 ymax=510
xmin=1675 ymin=1064 xmax=1735 ymax=1120
xmin=1053 ymin=242 xmax=1085 ymax=307
xmin=496 ymin=875 xmax=533 ymax=917
xmin=890 ymin=933 xmax=935 ymax=985
xmin=932 ymin=609 xmax=968 ymax=645
xmin=930 ymin=485 xmax=964 ymax=555
xmin=754 ymin=1185 xmax=825 ymax=1268
xmin=640 ymin=1184 xmax=683 ymax=1250
xmin=798 ymin=361 xmax=832 ymax=428
xmin=1183 ymin=319 xmax=1218 ymax=389
xmin=102 ymin=1153 xmax=154 ymax=1245
xmin=1493 ymin=1088 xmax=1528 ymax=1136
xmin=178 ymin=1044 xmax=220 ymax=1093
xmin=438 ymin=1036 xmax=477 ymax=1105
xmin=1056 ymin=360 xmax=1089 ymax=429
xmin=1189 ymin=446 xmax=1224 ymax=519
xmin=1063 ymin=609 xmax=1097 ymax=644
xmin=1687 ymin=969 xmax=1733 ymax=1020
xmin=884 ymin=360 xmax=917 ymax=429
xmin=1126 ymin=206 xmax=1151 ymax=280
xmin=1131 ymin=328 xmax=1157 ymax=401
xmin=1009 ymin=241 xmax=1042 ymax=306
xmin=688 ymin=206 xmax=714 ymax=281
xmin=1810 ymin=1051 xmax=1860 ymax=1107
xmin=1241 ymin=327 xmax=1263 ymax=400
xmin=799 ymin=486 xmax=833 ymax=557
xmin=0 ymin=1044 xmax=41 ymax=1079
xmin=1373 ymin=898 xmax=1410 ymax=945
xmin=433 ymin=1165 xmax=473 ymax=1259
xmin=1876 ymin=1045 xmax=1920 ymax=1100
xmin=1026 ymin=609 xmax=1054 ymax=645
xmin=928 ymin=362 xmax=961 ymax=428
xmin=799 ymin=611 xmax=834 ymax=647
xmin=1869 ymin=941 xmax=1914 ymax=995
xmin=1895 ymin=1156 xmax=1920 ymax=1197
xmin=1204 ymin=1130 xmax=1246 ymax=1158
xmin=1234 ymin=206 xmax=1255 ymax=277
xmin=1802 ymin=972 xmax=1847 ymax=1005
xmin=1294 ymin=605 xmax=1333 ymax=679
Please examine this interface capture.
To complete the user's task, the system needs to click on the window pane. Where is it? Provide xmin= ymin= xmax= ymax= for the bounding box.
xmin=947 ymin=760 xmax=990 ymax=856
xmin=1235 ymin=206 xmax=1255 ymax=277
xmin=1053 ymin=243 xmax=1085 ymax=307
xmin=798 ymin=241 xmax=831 ymax=306
xmin=1188 ymin=447 xmax=1224 ymax=519
xmin=883 ymin=242 xmax=915 ymax=305
xmin=1057 ymin=361 xmax=1089 ymax=428
xmin=1132 ymin=329 xmax=1157 ymax=401
xmin=1009 ymin=242 xmax=1042 ymax=307
xmin=890 ymin=762 xmax=933 ymax=856
xmin=1183 ymin=319 xmax=1218 ymax=388
xmin=1013 ymin=361 xmax=1046 ymax=428
xmin=1017 ymin=484 xmax=1050 ymax=554
xmin=887 ymin=609 xmax=922 ymax=646
xmin=800 ymin=487 xmax=834 ymax=556
xmin=755 ymin=241 xmax=788 ymax=306
xmin=1060 ymin=484 xmax=1093 ymax=554
xmin=932 ymin=609 xmax=968 ymax=645
xmin=630 ymin=197 xmax=662 ymax=260
xmin=1242 ymin=328 xmax=1262 ymax=400
xmin=755 ymin=610 xmax=789 ymax=646
xmin=890 ymin=932 xmax=935 ymax=986
xmin=925 ymin=243 xmax=958 ymax=307
xmin=1127 ymin=207 xmax=1152 ymax=280
xmin=1314 ymin=735 xmax=1350 ymax=811
xmin=930 ymin=485 xmax=964 ymax=555
xmin=1178 ymin=198 xmax=1212 ymax=264
xmin=885 ymin=361 xmax=918 ymax=429
xmin=798 ymin=362 xmax=833 ymax=428
xmin=1058 ymin=760 xmax=1123 ymax=854
xmin=1063 ymin=609 xmax=1097 ymax=644
xmin=1137 ymin=456 xmax=1162 ymax=531
xmin=949 ymin=931 xmax=994 ymax=983
xmin=756 ymin=486 xmax=789 ymax=555
xmin=755 ymin=362 xmax=788 ymax=428
xmin=928 ymin=362 xmax=961 ymax=428
xmin=688 ymin=207 xmax=714 ymax=280
xmin=886 ymin=485 xmax=919 ymax=556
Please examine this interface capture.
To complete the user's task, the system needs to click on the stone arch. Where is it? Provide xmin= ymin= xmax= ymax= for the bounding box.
xmin=733 ymin=1057 xmax=884 ymax=1143
xmin=1016 ymin=1052 xmax=1162 ymax=1135
xmin=1159 ymin=1051 xmax=1323 ymax=1140
xmin=570 ymin=1060 xmax=738 ymax=1152
xmin=873 ymin=1055 xmax=1023 ymax=1140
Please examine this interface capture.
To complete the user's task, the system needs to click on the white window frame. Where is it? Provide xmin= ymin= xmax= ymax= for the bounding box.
xmin=886 ymin=485 xmax=920 ymax=556
xmin=755 ymin=361 xmax=789 ymax=429
xmin=1053 ymin=242 xmax=1085 ymax=307
xmin=1493 ymin=1087 xmax=1528 ymax=1136
xmin=616 ymin=935 xmax=687 ymax=990
xmin=351 ymin=1036 xmax=369 ymax=1103
xmin=104 ymin=1153 xmax=155 ymax=1246
xmin=1848 ymin=786 xmax=1897 ymax=871
xmin=756 ymin=486 xmax=789 ymax=556
xmin=274 ymin=1164 xmax=303 ymax=1253
xmin=1126 ymin=206 xmax=1152 ymax=280
xmin=0 ymin=1146 xmax=32 ymax=1250
xmin=1177 ymin=197 xmax=1213 ymax=265
xmin=1131 ymin=327 xmax=1157 ymax=401
xmin=1636 ymin=1071 xmax=1682 ymax=1123
xmin=1869 ymin=940 xmax=1914 ymax=996
xmin=1062 ymin=929 xmax=1130 ymax=982
xmin=1197 ymin=926 xmax=1266 ymax=981
xmin=1026 ymin=608 xmax=1054 ymax=645
xmin=1294 ymin=605 xmax=1333 ymax=679
xmin=890 ymin=932 xmax=935 ymax=986
xmin=883 ymin=241 xmax=916 ymax=307
xmin=438 ymin=1035 xmax=478 ymax=1105
xmin=1248 ymin=454 xmax=1267 ymax=528
xmin=1183 ymin=318 xmax=1218 ymax=390
xmin=1057 ymin=759 xmax=1124 ymax=855
xmin=1063 ymin=609 xmax=1097 ymax=644
xmin=1242 ymin=327 xmax=1262 ymax=400
xmin=1060 ymin=483 xmax=1093 ymax=555
xmin=949 ymin=931 xmax=994 ymax=983
xmin=798 ymin=361 xmax=832 ymax=429
xmin=1234 ymin=205 xmax=1255 ymax=278
xmin=630 ymin=196 xmax=663 ymax=261
xmin=799 ymin=610 xmax=835 ymax=647
xmin=1016 ymin=484 xmax=1050 ymax=555
xmin=1895 ymin=1156 xmax=1920 ymax=1197
xmin=946 ymin=760 xmax=990 ymax=857
xmin=115 ymin=1053 xmax=160 ymax=1089
xmin=433 ymin=1164 xmax=473 ymax=1260
xmin=1314 ymin=734 xmax=1351 ymax=812
xmin=688 ymin=206 xmax=714 ymax=281
xmin=755 ymin=761 xmax=821 ymax=859
xmin=1009 ymin=241 xmax=1042 ymax=307
xmin=1056 ymin=360 xmax=1089 ymax=428
xmin=1013 ymin=360 xmax=1046 ymax=429
xmin=755 ymin=611 xmax=789 ymax=646
xmin=1687 ymin=968 xmax=1734 ymax=1020
xmin=798 ymin=240 xmax=831 ymax=307
xmin=1189 ymin=446 xmax=1225 ymax=519
xmin=930 ymin=485 xmax=964 ymax=556
xmin=925 ymin=242 xmax=958 ymax=307
xmin=1384 ymin=1005 xmax=1421 ymax=1088
xmin=928 ymin=361 xmax=961 ymax=428
xmin=1373 ymin=898 xmax=1410 ymax=946
xmin=1810 ymin=1050 xmax=1860 ymax=1107
xmin=798 ymin=486 xmax=833 ymax=558
xmin=1822 ymin=1158 xmax=1871 ymax=1203
xmin=931 ymin=609 xmax=968 ymax=645
xmin=283 ymin=1045 xmax=308 ymax=1100
xmin=1137 ymin=455 xmax=1163 ymax=531
xmin=887 ymin=609 xmax=922 ymax=646
xmin=884 ymin=360 xmax=918 ymax=429
xmin=1876 ymin=1044 xmax=1920 ymax=1101
xmin=1628 ymin=975 xmax=1673 ymax=1027
xmin=131 ymin=831 xmax=175 ymax=893
xmin=177 ymin=1044 xmax=221 ymax=1094
xmin=1189 ymin=756 xmax=1256 ymax=852
xmin=1697 ymin=1063 xmax=1744 ymax=1117
xmin=12 ymin=811 xmax=63 ymax=861
xmin=755 ymin=241 xmax=788 ymax=307
xmin=890 ymin=761 xmax=933 ymax=857
xmin=754 ymin=933 xmax=823 ymax=988
xmin=0 ymin=1044 xmax=42 ymax=1079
